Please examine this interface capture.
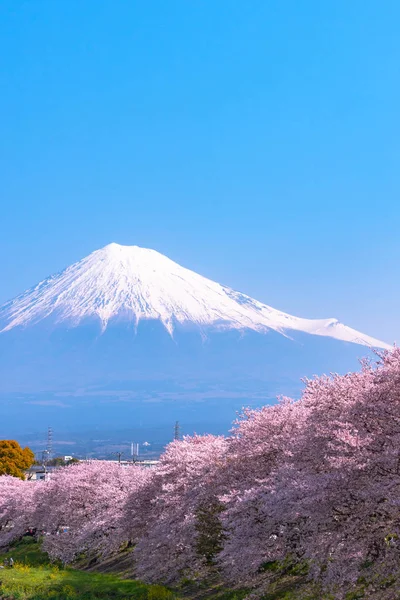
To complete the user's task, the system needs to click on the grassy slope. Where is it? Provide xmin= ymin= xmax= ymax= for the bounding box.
xmin=0 ymin=538 xmax=174 ymax=600
xmin=0 ymin=539 xmax=310 ymax=600
xmin=1 ymin=539 xmax=389 ymax=600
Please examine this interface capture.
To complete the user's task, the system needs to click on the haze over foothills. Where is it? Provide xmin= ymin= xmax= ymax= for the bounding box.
xmin=1 ymin=1 xmax=400 ymax=346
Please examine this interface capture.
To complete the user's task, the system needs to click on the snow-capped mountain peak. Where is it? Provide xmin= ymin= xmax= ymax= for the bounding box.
xmin=0 ymin=243 xmax=390 ymax=349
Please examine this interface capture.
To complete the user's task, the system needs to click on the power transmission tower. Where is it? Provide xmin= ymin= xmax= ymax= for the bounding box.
xmin=174 ymin=421 xmax=180 ymax=441
xmin=46 ymin=427 xmax=53 ymax=461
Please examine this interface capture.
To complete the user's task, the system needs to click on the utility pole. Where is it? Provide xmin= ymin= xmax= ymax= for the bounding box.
xmin=42 ymin=450 xmax=50 ymax=474
xmin=112 ymin=451 xmax=124 ymax=465
xmin=131 ymin=442 xmax=139 ymax=464
xmin=174 ymin=421 xmax=180 ymax=441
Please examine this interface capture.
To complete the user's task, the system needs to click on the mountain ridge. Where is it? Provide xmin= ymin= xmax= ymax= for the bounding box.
xmin=0 ymin=243 xmax=390 ymax=349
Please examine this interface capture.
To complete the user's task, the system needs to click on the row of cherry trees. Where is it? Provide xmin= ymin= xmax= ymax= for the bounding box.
xmin=1 ymin=349 xmax=400 ymax=597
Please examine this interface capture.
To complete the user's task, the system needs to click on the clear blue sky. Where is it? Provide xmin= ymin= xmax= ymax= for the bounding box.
xmin=1 ymin=1 xmax=399 ymax=343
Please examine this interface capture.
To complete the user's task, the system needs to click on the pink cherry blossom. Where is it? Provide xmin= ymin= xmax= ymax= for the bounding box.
xmin=2 ymin=348 xmax=400 ymax=598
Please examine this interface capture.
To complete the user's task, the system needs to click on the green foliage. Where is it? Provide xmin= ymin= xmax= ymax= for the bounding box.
xmin=260 ymin=556 xmax=308 ymax=577
xmin=345 ymin=589 xmax=366 ymax=600
xmin=1 ymin=537 xmax=53 ymax=567
xmin=195 ymin=497 xmax=225 ymax=565
xmin=0 ymin=440 xmax=35 ymax=479
xmin=147 ymin=585 xmax=175 ymax=600
xmin=260 ymin=560 xmax=281 ymax=572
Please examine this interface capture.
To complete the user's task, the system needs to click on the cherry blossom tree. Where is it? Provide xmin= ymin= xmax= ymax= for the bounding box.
xmin=291 ymin=350 xmax=400 ymax=592
xmin=217 ymin=349 xmax=400 ymax=596
xmin=216 ymin=398 xmax=308 ymax=589
xmin=0 ymin=475 xmax=37 ymax=547
xmin=126 ymin=434 xmax=227 ymax=584
xmin=3 ymin=349 xmax=400 ymax=598
xmin=33 ymin=461 xmax=151 ymax=564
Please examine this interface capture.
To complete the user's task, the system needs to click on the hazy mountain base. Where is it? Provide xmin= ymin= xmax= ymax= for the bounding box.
xmin=0 ymin=320 xmax=371 ymax=391
xmin=0 ymin=321 xmax=373 ymax=436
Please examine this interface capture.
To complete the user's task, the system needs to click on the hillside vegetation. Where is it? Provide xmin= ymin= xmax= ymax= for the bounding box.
xmin=0 ymin=538 xmax=330 ymax=600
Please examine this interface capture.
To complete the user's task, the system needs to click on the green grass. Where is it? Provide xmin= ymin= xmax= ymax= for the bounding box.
xmin=1 ymin=539 xmax=385 ymax=600
xmin=0 ymin=539 xmax=307 ymax=600
xmin=0 ymin=538 xmax=175 ymax=600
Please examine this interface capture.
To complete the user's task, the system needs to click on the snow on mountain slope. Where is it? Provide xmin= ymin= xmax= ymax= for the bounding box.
xmin=0 ymin=243 xmax=390 ymax=349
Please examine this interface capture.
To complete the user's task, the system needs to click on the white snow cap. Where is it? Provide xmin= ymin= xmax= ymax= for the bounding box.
xmin=0 ymin=243 xmax=390 ymax=349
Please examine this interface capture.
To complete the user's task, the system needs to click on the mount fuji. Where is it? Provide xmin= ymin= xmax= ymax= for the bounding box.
xmin=0 ymin=244 xmax=390 ymax=435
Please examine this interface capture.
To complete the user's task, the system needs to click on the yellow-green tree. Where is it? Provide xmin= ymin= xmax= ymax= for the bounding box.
xmin=0 ymin=440 xmax=35 ymax=479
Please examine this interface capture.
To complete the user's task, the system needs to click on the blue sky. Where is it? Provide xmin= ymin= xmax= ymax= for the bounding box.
xmin=1 ymin=1 xmax=399 ymax=343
